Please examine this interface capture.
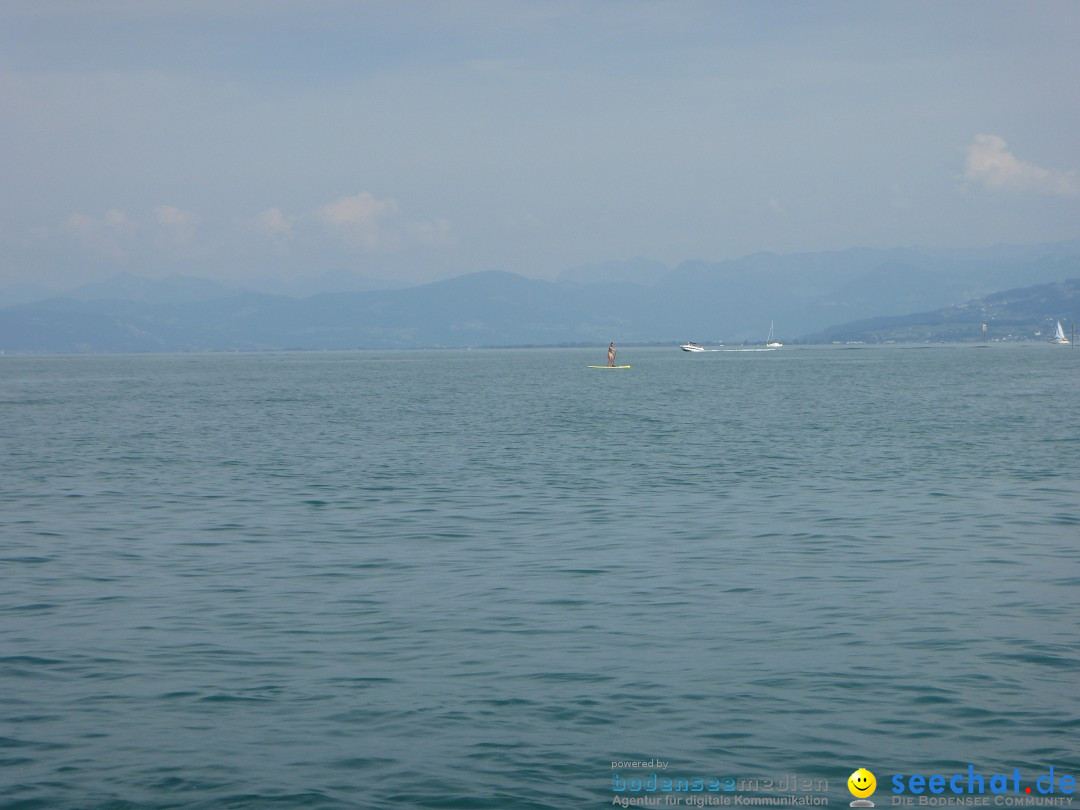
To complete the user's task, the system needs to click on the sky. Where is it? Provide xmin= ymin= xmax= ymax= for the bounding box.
xmin=1 ymin=0 xmax=1079 ymax=293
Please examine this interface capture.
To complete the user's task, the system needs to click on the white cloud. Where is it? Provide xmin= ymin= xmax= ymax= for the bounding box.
xmin=249 ymin=207 xmax=295 ymax=238
xmin=62 ymin=212 xmax=99 ymax=237
xmin=102 ymin=208 xmax=135 ymax=234
xmin=153 ymin=205 xmax=197 ymax=247
xmin=247 ymin=193 xmax=451 ymax=255
xmin=56 ymin=205 xmax=199 ymax=261
xmin=155 ymin=204 xmax=195 ymax=227
xmin=314 ymin=192 xmax=398 ymax=249
xmin=964 ymin=134 xmax=1079 ymax=197
xmin=60 ymin=208 xmax=136 ymax=256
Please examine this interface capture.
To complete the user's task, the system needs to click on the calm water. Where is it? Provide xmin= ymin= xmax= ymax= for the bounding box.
xmin=2 ymin=345 xmax=1079 ymax=809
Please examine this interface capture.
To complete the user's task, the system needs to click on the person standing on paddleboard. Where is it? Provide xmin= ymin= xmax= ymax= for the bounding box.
xmin=608 ymin=342 xmax=616 ymax=367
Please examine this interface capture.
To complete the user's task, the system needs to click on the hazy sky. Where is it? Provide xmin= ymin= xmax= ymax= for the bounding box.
xmin=2 ymin=0 xmax=1079 ymax=291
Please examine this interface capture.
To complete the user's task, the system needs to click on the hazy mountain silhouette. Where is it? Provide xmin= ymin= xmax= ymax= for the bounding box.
xmin=2 ymin=241 xmax=1079 ymax=352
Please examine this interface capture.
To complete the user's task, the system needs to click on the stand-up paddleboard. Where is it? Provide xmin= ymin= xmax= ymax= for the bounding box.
xmin=587 ymin=365 xmax=631 ymax=369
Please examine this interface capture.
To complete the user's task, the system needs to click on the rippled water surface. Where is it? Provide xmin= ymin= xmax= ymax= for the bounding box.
xmin=2 ymin=346 xmax=1079 ymax=808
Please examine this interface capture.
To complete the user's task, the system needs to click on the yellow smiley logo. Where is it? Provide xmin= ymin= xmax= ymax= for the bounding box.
xmin=848 ymin=768 xmax=877 ymax=798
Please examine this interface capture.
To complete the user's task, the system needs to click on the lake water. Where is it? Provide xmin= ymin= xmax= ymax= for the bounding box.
xmin=2 ymin=345 xmax=1079 ymax=809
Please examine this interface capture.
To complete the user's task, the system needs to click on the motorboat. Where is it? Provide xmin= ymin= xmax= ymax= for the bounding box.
xmin=679 ymin=342 xmax=705 ymax=352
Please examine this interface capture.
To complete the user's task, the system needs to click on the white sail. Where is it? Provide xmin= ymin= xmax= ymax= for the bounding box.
xmin=1049 ymin=321 xmax=1070 ymax=345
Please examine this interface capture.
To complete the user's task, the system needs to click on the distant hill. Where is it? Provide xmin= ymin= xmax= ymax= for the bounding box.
xmin=245 ymin=269 xmax=409 ymax=298
xmin=0 ymin=281 xmax=62 ymax=308
xmin=3 ymin=241 xmax=1080 ymax=352
xmin=65 ymin=271 xmax=239 ymax=304
xmin=804 ymin=278 xmax=1080 ymax=343
xmin=557 ymin=257 xmax=669 ymax=287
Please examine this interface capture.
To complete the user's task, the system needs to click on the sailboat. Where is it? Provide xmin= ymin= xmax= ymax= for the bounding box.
xmin=766 ymin=321 xmax=782 ymax=348
xmin=1048 ymin=321 xmax=1070 ymax=345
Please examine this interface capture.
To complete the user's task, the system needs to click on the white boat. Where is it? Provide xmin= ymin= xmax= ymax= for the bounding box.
xmin=1048 ymin=321 xmax=1070 ymax=345
xmin=680 ymin=342 xmax=705 ymax=352
xmin=766 ymin=321 xmax=783 ymax=348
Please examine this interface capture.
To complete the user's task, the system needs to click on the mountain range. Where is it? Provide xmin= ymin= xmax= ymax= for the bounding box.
xmin=2 ymin=241 xmax=1079 ymax=352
